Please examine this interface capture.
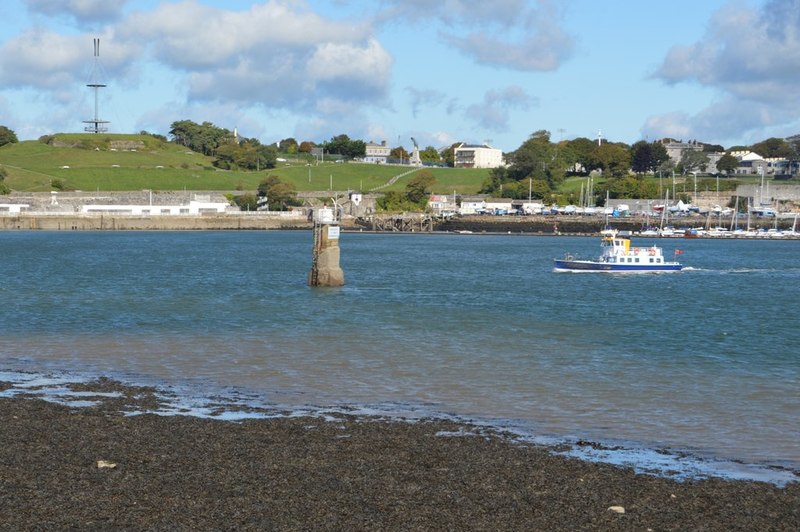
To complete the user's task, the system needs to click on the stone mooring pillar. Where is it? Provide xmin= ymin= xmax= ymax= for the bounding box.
xmin=308 ymin=206 xmax=345 ymax=287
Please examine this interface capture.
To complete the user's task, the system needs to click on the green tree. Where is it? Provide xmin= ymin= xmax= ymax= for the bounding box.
xmin=716 ymin=153 xmax=739 ymax=175
xmin=679 ymin=150 xmax=710 ymax=174
xmin=231 ymin=193 xmax=259 ymax=211
xmin=278 ymin=138 xmax=298 ymax=152
xmin=169 ymin=120 xmax=230 ymax=156
xmin=0 ymin=126 xmax=18 ymax=147
xmin=630 ymin=141 xmax=670 ymax=174
xmin=651 ymin=142 xmax=670 ymax=170
xmin=324 ymin=134 xmax=366 ymax=159
xmin=479 ymin=166 xmax=507 ymax=195
xmin=377 ymin=190 xmax=418 ymax=212
xmin=0 ymin=166 xmax=9 ymax=194
xmin=751 ymin=137 xmax=791 ymax=158
xmin=703 ymin=143 xmax=725 ymax=152
xmin=630 ymin=141 xmax=653 ymax=174
xmin=298 ymin=141 xmax=316 ymax=153
xmin=507 ymin=130 xmax=554 ymax=182
xmin=405 ymin=170 xmax=436 ymax=204
xmin=256 ymin=175 xmax=299 ymax=211
xmin=419 ymin=146 xmax=441 ymax=164
xmin=564 ymin=137 xmax=596 ymax=174
xmin=440 ymin=143 xmax=459 ymax=167
xmin=588 ymin=143 xmax=631 ymax=178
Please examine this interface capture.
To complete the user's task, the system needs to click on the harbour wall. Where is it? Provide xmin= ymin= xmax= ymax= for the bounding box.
xmin=0 ymin=213 xmax=793 ymax=233
xmin=0 ymin=214 xmax=316 ymax=231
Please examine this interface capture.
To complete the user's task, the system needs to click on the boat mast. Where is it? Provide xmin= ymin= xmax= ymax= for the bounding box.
xmin=730 ymin=195 xmax=739 ymax=231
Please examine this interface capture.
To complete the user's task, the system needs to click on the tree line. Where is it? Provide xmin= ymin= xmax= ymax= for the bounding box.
xmin=168 ymin=120 xmax=278 ymax=171
xmin=482 ymin=130 xmax=800 ymax=202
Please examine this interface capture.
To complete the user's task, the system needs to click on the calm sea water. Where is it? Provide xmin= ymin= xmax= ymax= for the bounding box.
xmin=1 ymin=230 xmax=798 ymax=482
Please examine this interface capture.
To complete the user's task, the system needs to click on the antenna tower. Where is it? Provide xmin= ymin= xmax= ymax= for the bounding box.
xmin=83 ymin=38 xmax=109 ymax=133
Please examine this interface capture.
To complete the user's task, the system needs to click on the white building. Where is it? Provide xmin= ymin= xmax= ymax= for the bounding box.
xmin=459 ymin=197 xmax=486 ymax=215
xmin=81 ymin=199 xmax=230 ymax=215
xmin=0 ymin=203 xmax=30 ymax=213
xmin=453 ymin=143 xmax=503 ymax=169
xmin=483 ymin=198 xmax=513 ymax=214
xmin=364 ymin=140 xmax=391 ymax=163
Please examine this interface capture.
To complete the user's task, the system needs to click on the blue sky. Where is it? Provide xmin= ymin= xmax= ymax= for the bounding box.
xmin=2 ymin=0 xmax=799 ymax=152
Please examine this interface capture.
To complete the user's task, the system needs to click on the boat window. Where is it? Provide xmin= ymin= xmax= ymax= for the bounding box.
xmin=649 ymin=258 xmax=654 ymax=263
xmin=635 ymin=258 xmax=640 ymax=263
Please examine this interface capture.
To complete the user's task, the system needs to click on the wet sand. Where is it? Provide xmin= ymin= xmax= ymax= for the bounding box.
xmin=0 ymin=378 xmax=797 ymax=530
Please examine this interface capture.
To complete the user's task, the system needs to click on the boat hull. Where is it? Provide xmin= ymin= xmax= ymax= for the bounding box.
xmin=553 ymin=259 xmax=682 ymax=272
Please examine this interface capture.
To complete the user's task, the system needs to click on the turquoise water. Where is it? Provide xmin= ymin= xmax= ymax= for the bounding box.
xmin=1 ymin=231 xmax=798 ymax=482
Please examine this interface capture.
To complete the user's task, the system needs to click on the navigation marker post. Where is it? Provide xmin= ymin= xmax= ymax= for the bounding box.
xmin=308 ymin=204 xmax=344 ymax=287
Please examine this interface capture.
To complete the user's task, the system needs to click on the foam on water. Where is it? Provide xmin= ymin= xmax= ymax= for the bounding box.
xmin=1 ymin=370 xmax=796 ymax=487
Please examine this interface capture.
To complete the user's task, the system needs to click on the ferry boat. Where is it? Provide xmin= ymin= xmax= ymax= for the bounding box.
xmin=554 ymin=231 xmax=683 ymax=272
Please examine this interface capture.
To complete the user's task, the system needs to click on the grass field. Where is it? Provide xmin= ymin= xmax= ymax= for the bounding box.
xmin=2 ymin=133 xmax=785 ymax=199
xmin=0 ymin=134 xmax=490 ymax=194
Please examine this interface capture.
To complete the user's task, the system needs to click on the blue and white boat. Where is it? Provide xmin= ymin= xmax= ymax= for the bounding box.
xmin=554 ymin=231 xmax=683 ymax=272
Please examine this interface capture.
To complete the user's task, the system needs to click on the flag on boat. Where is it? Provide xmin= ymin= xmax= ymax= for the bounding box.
xmin=674 ymin=249 xmax=683 ymax=255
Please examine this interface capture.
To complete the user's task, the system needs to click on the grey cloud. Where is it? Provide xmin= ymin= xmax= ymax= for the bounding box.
xmin=464 ymin=86 xmax=536 ymax=131
xmin=404 ymin=87 xmax=447 ymax=117
xmin=25 ymin=0 xmax=128 ymax=23
xmin=378 ymin=0 xmax=574 ymax=71
xmin=377 ymin=0 xmax=528 ymax=27
xmin=650 ymin=0 xmax=800 ymax=142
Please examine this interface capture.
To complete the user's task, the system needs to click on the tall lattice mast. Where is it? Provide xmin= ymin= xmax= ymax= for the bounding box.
xmin=83 ymin=38 xmax=109 ymax=133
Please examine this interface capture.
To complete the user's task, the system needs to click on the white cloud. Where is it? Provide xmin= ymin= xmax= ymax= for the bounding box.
xmin=641 ymin=111 xmax=692 ymax=141
xmin=118 ymin=1 xmax=391 ymax=111
xmin=431 ymin=130 xmax=457 ymax=147
xmin=0 ymin=28 xmax=138 ymax=90
xmin=1 ymin=0 xmax=393 ymax=123
xmin=306 ymin=38 xmax=393 ymax=98
xmin=649 ymin=0 xmax=800 ymax=142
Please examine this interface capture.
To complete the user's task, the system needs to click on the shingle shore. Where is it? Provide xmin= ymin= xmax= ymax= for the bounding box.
xmin=0 ymin=379 xmax=797 ymax=530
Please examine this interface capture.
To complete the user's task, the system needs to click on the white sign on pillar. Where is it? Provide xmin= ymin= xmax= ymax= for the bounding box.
xmin=327 ymin=226 xmax=340 ymax=240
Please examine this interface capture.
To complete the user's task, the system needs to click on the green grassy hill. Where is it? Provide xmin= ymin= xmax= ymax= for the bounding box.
xmin=0 ymin=133 xmax=490 ymax=194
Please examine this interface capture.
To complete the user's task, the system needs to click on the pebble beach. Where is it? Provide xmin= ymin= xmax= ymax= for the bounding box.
xmin=1 ymin=378 xmax=797 ymax=531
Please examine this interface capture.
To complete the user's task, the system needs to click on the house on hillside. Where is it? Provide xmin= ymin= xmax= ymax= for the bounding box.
xmin=453 ymin=143 xmax=503 ymax=169
xmin=730 ymin=151 xmax=768 ymax=175
xmin=364 ymin=141 xmax=391 ymax=163
xmin=662 ymin=139 xmax=724 ymax=174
